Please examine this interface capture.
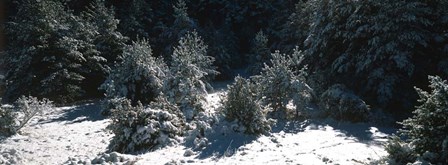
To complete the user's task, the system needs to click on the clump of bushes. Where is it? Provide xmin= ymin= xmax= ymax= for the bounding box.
xmin=105 ymin=31 xmax=217 ymax=153
xmin=318 ymin=84 xmax=370 ymax=122
xmin=222 ymin=76 xmax=274 ymax=135
xmin=108 ymin=97 xmax=185 ymax=153
xmin=386 ymin=76 xmax=448 ymax=164
xmin=0 ymin=96 xmax=53 ymax=136
xmin=221 ymin=48 xmax=312 ymax=135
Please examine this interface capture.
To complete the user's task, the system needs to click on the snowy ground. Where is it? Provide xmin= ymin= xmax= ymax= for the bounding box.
xmin=0 ymin=90 xmax=395 ymax=165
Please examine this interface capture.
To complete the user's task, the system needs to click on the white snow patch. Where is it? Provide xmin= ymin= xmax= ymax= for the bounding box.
xmin=0 ymin=92 xmax=394 ymax=165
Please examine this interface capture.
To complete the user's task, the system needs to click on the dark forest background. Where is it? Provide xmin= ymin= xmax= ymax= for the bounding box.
xmin=1 ymin=0 xmax=448 ymax=121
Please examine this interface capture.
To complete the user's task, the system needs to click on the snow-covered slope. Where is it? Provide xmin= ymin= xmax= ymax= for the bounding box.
xmin=0 ymin=91 xmax=394 ymax=165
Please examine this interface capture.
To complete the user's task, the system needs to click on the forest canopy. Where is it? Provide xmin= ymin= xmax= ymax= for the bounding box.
xmin=1 ymin=0 xmax=447 ymax=118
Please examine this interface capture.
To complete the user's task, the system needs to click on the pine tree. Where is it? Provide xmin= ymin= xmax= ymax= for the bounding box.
xmin=158 ymin=0 xmax=197 ymax=61
xmin=222 ymin=76 xmax=274 ymax=135
xmin=247 ymin=30 xmax=271 ymax=75
xmin=305 ymin=0 xmax=448 ymax=111
xmin=163 ymin=31 xmax=217 ymax=120
xmin=253 ymin=47 xmax=311 ymax=119
xmin=387 ymin=76 xmax=448 ymax=164
xmin=3 ymin=0 xmax=81 ymax=103
xmin=117 ymin=0 xmax=153 ymax=40
xmin=79 ymin=0 xmax=128 ymax=96
xmin=100 ymin=39 xmax=167 ymax=105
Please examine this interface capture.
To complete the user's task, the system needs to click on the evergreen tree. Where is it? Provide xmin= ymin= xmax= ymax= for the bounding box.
xmin=163 ymin=31 xmax=218 ymax=120
xmin=222 ymin=76 xmax=274 ymax=135
xmin=247 ymin=30 xmax=271 ymax=75
xmin=117 ymin=0 xmax=153 ymax=40
xmin=305 ymin=0 xmax=448 ymax=112
xmin=253 ymin=47 xmax=311 ymax=119
xmin=387 ymin=76 xmax=448 ymax=164
xmin=100 ymin=39 xmax=167 ymax=105
xmin=158 ymin=0 xmax=197 ymax=61
xmin=3 ymin=0 xmax=79 ymax=103
xmin=79 ymin=0 xmax=128 ymax=96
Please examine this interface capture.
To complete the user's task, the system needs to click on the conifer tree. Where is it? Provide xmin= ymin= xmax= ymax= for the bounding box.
xmin=101 ymin=39 xmax=167 ymax=105
xmin=3 ymin=0 xmax=78 ymax=103
xmin=387 ymin=76 xmax=448 ymax=164
xmin=305 ymin=0 xmax=448 ymax=111
xmin=163 ymin=31 xmax=217 ymax=120
xmin=247 ymin=30 xmax=271 ymax=75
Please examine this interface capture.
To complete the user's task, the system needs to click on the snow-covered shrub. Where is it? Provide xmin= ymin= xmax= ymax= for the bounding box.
xmin=163 ymin=31 xmax=218 ymax=120
xmin=387 ymin=76 xmax=448 ymax=164
xmin=108 ymin=97 xmax=185 ymax=153
xmin=222 ymin=76 xmax=274 ymax=135
xmin=385 ymin=136 xmax=417 ymax=164
xmin=13 ymin=96 xmax=53 ymax=133
xmin=253 ymin=47 xmax=312 ymax=119
xmin=0 ymin=104 xmax=15 ymax=136
xmin=100 ymin=39 xmax=167 ymax=105
xmin=318 ymin=84 xmax=369 ymax=122
xmin=184 ymin=110 xmax=220 ymax=150
xmin=0 ymin=96 xmax=53 ymax=136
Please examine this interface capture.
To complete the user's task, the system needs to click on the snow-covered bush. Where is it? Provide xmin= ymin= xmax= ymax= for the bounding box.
xmin=163 ymin=31 xmax=218 ymax=120
xmin=108 ymin=97 xmax=185 ymax=153
xmin=14 ymin=96 xmax=53 ymax=133
xmin=0 ymin=104 xmax=15 ymax=136
xmin=1 ymin=96 xmax=53 ymax=136
xmin=387 ymin=76 xmax=448 ymax=164
xmin=100 ymin=39 xmax=167 ymax=105
xmin=385 ymin=136 xmax=417 ymax=164
xmin=318 ymin=84 xmax=369 ymax=122
xmin=222 ymin=76 xmax=274 ymax=135
xmin=253 ymin=47 xmax=312 ymax=119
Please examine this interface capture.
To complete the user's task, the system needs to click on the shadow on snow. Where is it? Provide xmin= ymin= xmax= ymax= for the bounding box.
xmin=46 ymin=101 xmax=105 ymax=124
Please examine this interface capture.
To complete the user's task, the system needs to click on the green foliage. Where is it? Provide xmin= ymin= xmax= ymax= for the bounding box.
xmin=254 ymin=47 xmax=311 ymax=119
xmin=305 ymin=0 xmax=448 ymax=111
xmin=385 ymin=135 xmax=417 ymax=164
xmin=3 ymin=0 xmax=126 ymax=104
xmin=100 ymin=39 xmax=167 ymax=105
xmin=163 ymin=31 xmax=217 ymax=120
xmin=108 ymin=97 xmax=185 ymax=153
xmin=318 ymin=84 xmax=370 ymax=122
xmin=3 ymin=0 xmax=78 ymax=103
xmin=222 ymin=76 xmax=274 ymax=135
xmin=247 ymin=30 xmax=271 ymax=75
xmin=117 ymin=0 xmax=153 ymax=39
xmin=386 ymin=76 xmax=448 ymax=164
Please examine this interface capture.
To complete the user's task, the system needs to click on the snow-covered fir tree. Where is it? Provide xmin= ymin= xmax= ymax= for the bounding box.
xmin=101 ymin=39 xmax=167 ymax=105
xmin=163 ymin=31 xmax=218 ymax=120
xmin=3 ymin=0 xmax=78 ymax=103
xmin=80 ymin=0 xmax=128 ymax=95
xmin=158 ymin=0 xmax=198 ymax=61
xmin=222 ymin=76 xmax=274 ymax=135
xmin=107 ymin=96 xmax=184 ymax=153
xmin=387 ymin=76 xmax=448 ymax=164
xmin=304 ymin=0 xmax=448 ymax=112
xmin=253 ymin=47 xmax=311 ymax=119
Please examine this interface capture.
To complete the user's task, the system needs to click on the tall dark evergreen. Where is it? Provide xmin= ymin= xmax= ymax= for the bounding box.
xmin=3 ymin=0 xmax=76 ymax=103
xmin=304 ymin=0 xmax=448 ymax=113
xmin=79 ymin=0 xmax=127 ymax=96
